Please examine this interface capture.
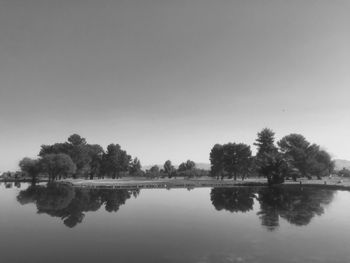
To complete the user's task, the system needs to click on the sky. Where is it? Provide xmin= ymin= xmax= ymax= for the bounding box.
xmin=0 ymin=0 xmax=349 ymax=171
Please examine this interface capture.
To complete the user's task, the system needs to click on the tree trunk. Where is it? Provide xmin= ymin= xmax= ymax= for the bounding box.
xmin=31 ymin=176 xmax=37 ymax=186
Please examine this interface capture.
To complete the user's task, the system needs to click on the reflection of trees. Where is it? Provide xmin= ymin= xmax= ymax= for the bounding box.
xmin=100 ymin=190 xmax=136 ymax=213
xmin=17 ymin=183 xmax=139 ymax=228
xmin=210 ymin=186 xmax=335 ymax=231
xmin=210 ymin=187 xmax=256 ymax=213
xmin=257 ymin=186 xmax=334 ymax=231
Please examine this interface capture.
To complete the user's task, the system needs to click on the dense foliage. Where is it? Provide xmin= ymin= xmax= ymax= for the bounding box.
xmin=210 ymin=143 xmax=252 ymax=180
xmin=19 ymin=134 xmax=141 ymax=183
xmin=210 ymin=186 xmax=334 ymax=231
xmin=210 ymin=128 xmax=334 ymax=184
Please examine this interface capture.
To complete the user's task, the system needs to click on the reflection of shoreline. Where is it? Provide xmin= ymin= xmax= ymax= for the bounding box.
xmin=0 ymin=178 xmax=48 ymax=183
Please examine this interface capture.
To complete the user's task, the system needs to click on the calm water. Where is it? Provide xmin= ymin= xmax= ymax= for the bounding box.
xmin=0 ymin=182 xmax=349 ymax=263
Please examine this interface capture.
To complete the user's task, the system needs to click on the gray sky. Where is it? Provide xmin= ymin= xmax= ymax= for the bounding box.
xmin=1 ymin=0 xmax=349 ymax=171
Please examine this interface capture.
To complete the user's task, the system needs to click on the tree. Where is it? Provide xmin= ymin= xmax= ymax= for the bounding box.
xmin=178 ymin=160 xmax=196 ymax=172
xmin=19 ymin=157 xmax=41 ymax=185
xmin=254 ymin=128 xmax=288 ymax=184
xmin=278 ymin=134 xmax=310 ymax=177
xmin=39 ymin=134 xmax=91 ymax=178
xmin=210 ymin=144 xmax=224 ymax=179
xmin=102 ymin=144 xmax=131 ymax=179
xmin=67 ymin=134 xmax=91 ymax=178
xmin=254 ymin=128 xmax=277 ymax=159
xmin=254 ymin=128 xmax=278 ymax=176
xmin=185 ymin=160 xmax=196 ymax=170
xmin=163 ymin=160 xmax=174 ymax=178
xmin=178 ymin=162 xmax=187 ymax=172
xmin=40 ymin=154 xmax=76 ymax=182
xmin=210 ymin=143 xmax=252 ymax=180
xmin=146 ymin=165 xmax=160 ymax=178
xmin=87 ymin=144 xmax=104 ymax=180
xmin=338 ymin=168 xmax=350 ymax=177
xmin=129 ymin=157 xmax=142 ymax=176
xmin=278 ymin=134 xmax=333 ymax=179
xmin=263 ymin=152 xmax=288 ymax=184
xmin=149 ymin=165 xmax=160 ymax=173
xmin=306 ymin=145 xmax=334 ymax=179
xmin=222 ymin=143 xmax=252 ymax=180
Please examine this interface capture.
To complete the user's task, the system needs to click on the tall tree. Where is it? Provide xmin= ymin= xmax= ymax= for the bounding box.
xmin=254 ymin=128 xmax=278 ymax=177
xmin=254 ymin=128 xmax=278 ymax=159
xmin=67 ymin=134 xmax=91 ymax=178
xmin=102 ymin=144 xmax=131 ymax=179
xmin=254 ymin=128 xmax=286 ymax=183
xmin=163 ymin=160 xmax=174 ymax=178
xmin=87 ymin=144 xmax=104 ymax=180
xmin=129 ymin=157 xmax=142 ymax=176
xmin=210 ymin=144 xmax=224 ymax=179
xmin=222 ymin=143 xmax=252 ymax=180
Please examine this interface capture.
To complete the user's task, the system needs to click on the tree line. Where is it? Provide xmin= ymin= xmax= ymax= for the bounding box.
xmin=210 ymin=128 xmax=334 ymax=184
xmin=19 ymin=134 xmax=139 ymax=184
xmin=17 ymin=129 xmax=334 ymax=185
xmin=18 ymin=134 xmax=207 ymax=184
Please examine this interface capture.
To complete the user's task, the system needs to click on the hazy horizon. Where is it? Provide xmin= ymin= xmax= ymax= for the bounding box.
xmin=1 ymin=0 xmax=350 ymax=172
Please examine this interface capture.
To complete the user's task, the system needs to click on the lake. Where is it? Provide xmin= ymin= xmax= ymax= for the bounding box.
xmin=0 ymin=182 xmax=349 ymax=263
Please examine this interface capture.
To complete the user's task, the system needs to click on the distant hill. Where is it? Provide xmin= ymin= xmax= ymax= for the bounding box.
xmin=334 ymin=159 xmax=350 ymax=170
xmin=195 ymin=163 xmax=211 ymax=170
xmin=142 ymin=162 xmax=211 ymax=171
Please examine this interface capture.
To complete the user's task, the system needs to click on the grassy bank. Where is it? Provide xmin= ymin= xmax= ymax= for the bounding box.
xmin=61 ymin=176 xmax=350 ymax=191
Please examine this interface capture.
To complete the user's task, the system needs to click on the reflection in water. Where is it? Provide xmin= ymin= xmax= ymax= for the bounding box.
xmin=257 ymin=187 xmax=334 ymax=231
xmin=210 ymin=187 xmax=256 ymax=213
xmin=210 ymin=186 xmax=334 ymax=231
xmin=17 ymin=183 xmax=139 ymax=228
xmin=17 ymin=183 xmax=335 ymax=230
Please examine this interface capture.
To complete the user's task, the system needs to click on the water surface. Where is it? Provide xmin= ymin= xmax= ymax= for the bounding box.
xmin=0 ymin=182 xmax=349 ymax=263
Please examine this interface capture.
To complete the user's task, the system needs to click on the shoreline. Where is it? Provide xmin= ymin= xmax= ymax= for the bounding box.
xmin=2 ymin=177 xmax=350 ymax=191
xmin=61 ymin=177 xmax=350 ymax=191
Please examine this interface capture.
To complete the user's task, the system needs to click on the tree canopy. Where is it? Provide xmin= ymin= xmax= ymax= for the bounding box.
xmin=40 ymin=153 xmax=76 ymax=182
xmin=210 ymin=143 xmax=252 ymax=180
